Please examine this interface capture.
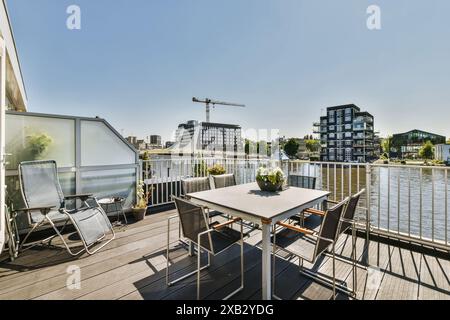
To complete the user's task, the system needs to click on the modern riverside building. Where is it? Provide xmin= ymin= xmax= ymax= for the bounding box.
xmin=390 ymin=129 xmax=446 ymax=159
xmin=316 ymin=104 xmax=375 ymax=162
xmin=171 ymin=120 xmax=244 ymax=157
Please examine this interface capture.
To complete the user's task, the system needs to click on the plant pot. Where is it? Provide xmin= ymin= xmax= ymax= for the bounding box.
xmin=256 ymin=179 xmax=283 ymax=192
xmin=132 ymin=208 xmax=147 ymax=221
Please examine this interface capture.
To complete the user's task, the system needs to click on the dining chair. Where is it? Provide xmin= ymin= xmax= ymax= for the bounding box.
xmin=271 ymin=197 xmax=350 ymax=299
xmin=303 ymin=189 xmax=367 ymax=287
xmin=211 ymin=173 xmax=236 ymax=189
xmin=166 ymin=196 xmax=244 ymax=300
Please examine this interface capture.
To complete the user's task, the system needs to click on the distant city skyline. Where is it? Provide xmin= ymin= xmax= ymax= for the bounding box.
xmin=7 ymin=0 xmax=450 ymax=142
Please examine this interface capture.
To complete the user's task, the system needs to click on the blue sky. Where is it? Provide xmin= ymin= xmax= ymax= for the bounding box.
xmin=7 ymin=0 xmax=450 ymax=142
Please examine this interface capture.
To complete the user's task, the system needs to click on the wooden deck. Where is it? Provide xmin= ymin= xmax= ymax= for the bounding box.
xmin=0 ymin=209 xmax=449 ymax=300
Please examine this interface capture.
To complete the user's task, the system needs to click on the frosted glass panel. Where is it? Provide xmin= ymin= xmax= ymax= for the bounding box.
xmin=81 ymin=120 xmax=135 ymax=166
xmin=5 ymin=114 xmax=75 ymax=170
xmin=80 ymin=168 xmax=136 ymax=208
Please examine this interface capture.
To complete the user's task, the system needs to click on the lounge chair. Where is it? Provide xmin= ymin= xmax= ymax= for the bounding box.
xmin=166 ymin=196 xmax=244 ymax=300
xmin=271 ymin=197 xmax=350 ymax=299
xmin=16 ymin=160 xmax=115 ymax=256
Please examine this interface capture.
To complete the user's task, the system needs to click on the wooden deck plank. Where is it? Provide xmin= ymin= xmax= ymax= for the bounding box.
xmin=376 ymin=246 xmax=421 ymax=300
xmin=0 ymin=218 xmax=181 ymax=299
xmin=419 ymin=254 xmax=450 ymax=300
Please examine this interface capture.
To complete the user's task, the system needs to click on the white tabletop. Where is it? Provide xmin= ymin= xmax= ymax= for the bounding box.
xmin=188 ymin=182 xmax=330 ymax=222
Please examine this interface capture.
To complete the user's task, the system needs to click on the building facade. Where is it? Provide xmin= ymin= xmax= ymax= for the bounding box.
xmin=172 ymin=120 xmax=244 ymax=157
xmin=149 ymin=135 xmax=162 ymax=147
xmin=316 ymin=104 xmax=375 ymax=162
xmin=390 ymin=130 xmax=446 ymax=159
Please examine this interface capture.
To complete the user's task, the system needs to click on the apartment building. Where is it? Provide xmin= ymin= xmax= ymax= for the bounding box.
xmin=316 ymin=104 xmax=375 ymax=162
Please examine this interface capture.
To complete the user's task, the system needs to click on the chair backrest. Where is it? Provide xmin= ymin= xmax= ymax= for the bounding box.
xmin=314 ymin=197 xmax=349 ymax=258
xmin=339 ymin=189 xmax=365 ymax=234
xmin=173 ymin=197 xmax=212 ymax=252
xmin=19 ymin=160 xmax=65 ymax=210
xmin=288 ymin=175 xmax=316 ymax=189
xmin=181 ymin=177 xmax=211 ymax=195
xmin=212 ymin=174 xmax=236 ymax=189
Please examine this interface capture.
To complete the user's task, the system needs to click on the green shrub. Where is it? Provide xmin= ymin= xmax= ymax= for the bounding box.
xmin=208 ymin=164 xmax=226 ymax=176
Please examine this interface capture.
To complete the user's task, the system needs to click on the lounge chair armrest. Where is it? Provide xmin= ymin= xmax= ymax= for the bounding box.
xmin=212 ymin=217 xmax=241 ymax=230
xmin=64 ymin=194 xmax=94 ymax=202
xmin=13 ymin=206 xmax=56 ymax=215
xmin=276 ymin=222 xmax=316 ymax=236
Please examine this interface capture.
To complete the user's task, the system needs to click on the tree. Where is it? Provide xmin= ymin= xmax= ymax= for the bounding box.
xmin=283 ymin=138 xmax=300 ymax=159
xmin=305 ymin=140 xmax=320 ymax=152
xmin=419 ymin=141 xmax=434 ymax=160
xmin=381 ymin=136 xmax=392 ymax=155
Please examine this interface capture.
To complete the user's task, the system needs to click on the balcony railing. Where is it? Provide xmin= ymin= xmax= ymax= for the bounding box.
xmin=141 ymin=158 xmax=450 ymax=251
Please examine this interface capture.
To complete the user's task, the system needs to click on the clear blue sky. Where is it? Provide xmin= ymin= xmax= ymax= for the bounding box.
xmin=7 ymin=0 xmax=450 ymax=142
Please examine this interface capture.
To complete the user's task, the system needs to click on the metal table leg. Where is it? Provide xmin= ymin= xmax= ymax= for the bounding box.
xmin=261 ymin=219 xmax=272 ymax=300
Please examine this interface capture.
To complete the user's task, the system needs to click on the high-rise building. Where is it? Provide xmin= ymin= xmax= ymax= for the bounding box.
xmin=172 ymin=120 xmax=243 ymax=157
xmin=315 ymin=104 xmax=375 ymax=162
xmin=149 ymin=135 xmax=162 ymax=147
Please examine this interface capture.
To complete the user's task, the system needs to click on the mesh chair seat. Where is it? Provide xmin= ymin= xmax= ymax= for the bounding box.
xmin=30 ymin=209 xmax=67 ymax=224
xmin=271 ymin=228 xmax=317 ymax=262
xmin=201 ymin=227 xmax=242 ymax=255
xmin=208 ymin=210 xmax=223 ymax=218
xmin=70 ymin=207 xmax=111 ymax=246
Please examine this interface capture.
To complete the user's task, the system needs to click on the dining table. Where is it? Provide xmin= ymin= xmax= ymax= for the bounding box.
xmin=187 ymin=182 xmax=330 ymax=300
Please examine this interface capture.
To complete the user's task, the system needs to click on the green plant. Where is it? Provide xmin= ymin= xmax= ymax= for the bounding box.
xmin=27 ymin=133 xmax=52 ymax=159
xmin=208 ymin=164 xmax=226 ymax=176
xmin=134 ymin=180 xmax=149 ymax=209
xmin=305 ymin=140 xmax=320 ymax=153
xmin=193 ymin=160 xmax=207 ymax=177
xmin=419 ymin=141 xmax=434 ymax=160
xmin=256 ymin=166 xmax=285 ymax=185
xmin=283 ymin=138 xmax=300 ymax=159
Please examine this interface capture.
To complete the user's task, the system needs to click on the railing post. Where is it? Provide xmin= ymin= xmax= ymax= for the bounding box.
xmin=365 ymin=163 xmax=371 ymax=263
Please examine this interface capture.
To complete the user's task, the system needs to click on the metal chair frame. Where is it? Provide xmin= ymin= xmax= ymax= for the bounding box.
xmin=272 ymin=197 xmax=351 ymax=300
xmin=166 ymin=197 xmax=244 ymax=300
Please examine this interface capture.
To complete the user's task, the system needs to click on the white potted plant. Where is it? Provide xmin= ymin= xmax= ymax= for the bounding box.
xmin=132 ymin=180 xmax=148 ymax=221
xmin=256 ymin=166 xmax=286 ymax=192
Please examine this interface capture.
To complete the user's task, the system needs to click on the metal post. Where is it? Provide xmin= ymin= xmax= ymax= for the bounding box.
xmin=261 ymin=219 xmax=272 ymax=300
xmin=365 ymin=163 xmax=371 ymax=262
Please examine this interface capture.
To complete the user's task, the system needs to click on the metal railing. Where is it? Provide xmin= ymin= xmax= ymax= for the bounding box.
xmin=141 ymin=158 xmax=450 ymax=250
xmin=141 ymin=158 xmax=277 ymax=207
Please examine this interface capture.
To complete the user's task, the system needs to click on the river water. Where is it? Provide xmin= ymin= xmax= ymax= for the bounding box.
xmin=291 ymin=163 xmax=450 ymax=244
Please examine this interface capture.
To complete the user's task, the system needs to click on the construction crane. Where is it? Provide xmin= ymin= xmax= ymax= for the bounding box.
xmin=192 ymin=97 xmax=246 ymax=123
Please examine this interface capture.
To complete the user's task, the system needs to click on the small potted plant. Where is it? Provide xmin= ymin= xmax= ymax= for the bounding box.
xmin=256 ymin=166 xmax=286 ymax=192
xmin=207 ymin=164 xmax=226 ymax=176
xmin=132 ymin=180 xmax=148 ymax=221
